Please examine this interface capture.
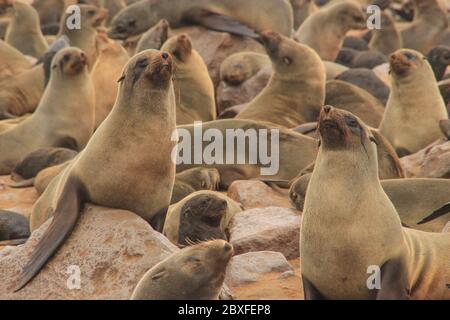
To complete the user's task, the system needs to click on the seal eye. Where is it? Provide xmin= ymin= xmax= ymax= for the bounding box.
xmin=63 ymin=54 xmax=71 ymax=62
xmin=345 ymin=116 xmax=359 ymax=128
xmin=128 ymin=19 xmax=136 ymax=28
xmin=283 ymin=57 xmax=292 ymax=65
xmin=403 ymin=52 xmax=415 ymax=60
xmin=135 ymin=58 xmax=148 ymax=69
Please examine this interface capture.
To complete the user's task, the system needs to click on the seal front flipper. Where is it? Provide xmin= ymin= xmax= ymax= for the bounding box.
xmin=14 ymin=176 xmax=86 ymax=291
xmin=0 ymin=238 xmax=28 ymax=246
xmin=376 ymin=258 xmax=410 ymax=300
xmin=7 ymin=177 xmax=35 ymax=188
xmin=302 ymin=275 xmax=327 ymax=300
xmin=182 ymin=8 xmax=260 ymax=39
xmin=417 ymin=202 xmax=450 ymax=225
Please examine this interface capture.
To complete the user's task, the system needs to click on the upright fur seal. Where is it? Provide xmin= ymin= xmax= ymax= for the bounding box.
xmin=290 ymin=174 xmax=450 ymax=232
xmin=4 ymin=1 xmax=48 ymax=59
xmin=295 ymin=1 xmax=367 ymax=61
xmin=163 ymin=191 xmax=242 ymax=246
xmin=236 ymin=31 xmax=325 ymax=128
xmin=91 ymin=34 xmax=129 ymax=128
xmin=368 ymin=10 xmax=402 ymax=56
xmin=16 ymin=49 xmax=177 ymax=291
xmin=0 ymin=47 xmax=95 ymax=175
xmin=379 ymin=49 xmax=448 ymax=156
xmin=108 ymin=0 xmax=293 ymax=40
xmin=161 ymin=34 xmax=216 ymax=125
xmin=131 ymin=240 xmax=233 ymax=300
xmin=57 ymin=4 xmax=108 ymax=69
xmin=400 ymin=0 xmax=448 ymax=54
xmin=301 ymin=105 xmax=450 ymax=299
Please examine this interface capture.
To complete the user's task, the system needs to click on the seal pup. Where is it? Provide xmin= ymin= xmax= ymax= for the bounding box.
xmin=379 ymin=49 xmax=449 ymax=156
xmin=400 ymin=0 xmax=448 ymax=54
xmin=295 ymin=1 xmax=367 ymax=61
xmin=4 ymin=1 xmax=48 ymax=59
xmin=108 ymin=0 xmax=293 ymax=40
xmin=427 ymin=45 xmax=450 ymax=81
xmin=8 ymin=147 xmax=77 ymax=187
xmin=161 ymin=34 xmax=216 ymax=125
xmin=368 ymin=10 xmax=402 ymax=56
xmin=15 ymin=50 xmax=177 ymax=291
xmin=163 ymin=191 xmax=242 ymax=246
xmin=236 ymin=31 xmax=325 ymax=128
xmin=0 ymin=210 xmax=30 ymax=243
xmin=171 ymin=167 xmax=221 ymax=204
xmin=301 ymin=105 xmax=450 ymax=299
xmin=57 ymin=4 xmax=108 ymax=69
xmin=0 ymin=40 xmax=32 ymax=80
xmin=131 ymin=240 xmax=233 ymax=300
xmin=291 ymin=174 xmax=450 ymax=232
xmin=91 ymin=34 xmax=129 ymax=128
xmin=135 ymin=19 xmax=170 ymax=53
xmin=0 ymin=47 xmax=95 ymax=175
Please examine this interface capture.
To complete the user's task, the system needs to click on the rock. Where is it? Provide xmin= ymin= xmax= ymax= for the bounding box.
xmin=278 ymin=270 xmax=296 ymax=279
xmin=174 ymin=26 xmax=265 ymax=89
xmin=227 ymin=180 xmax=292 ymax=209
xmin=400 ymin=139 xmax=450 ymax=178
xmin=225 ymin=251 xmax=293 ymax=287
xmin=216 ymin=66 xmax=271 ymax=114
xmin=229 ymin=207 xmax=301 ymax=259
xmin=0 ymin=205 xmax=178 ymax=299
xmin=443 ymin=221 xmax=450 ymax=233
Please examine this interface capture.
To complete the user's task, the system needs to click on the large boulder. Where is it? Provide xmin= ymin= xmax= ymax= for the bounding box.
xmin=225 ymin=251 xmax=293 ymax=287
xmin=0 ymin=205 xmax=178 ymax=299
xmin=229 ymin=207 xmax=301 ymax=259
xmin=227 ymin=180 xmax=292 ymax=210
xmin=401 ymin=139 xmax=450 ymax=178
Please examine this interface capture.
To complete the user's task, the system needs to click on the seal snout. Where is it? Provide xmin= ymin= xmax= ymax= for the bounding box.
xmin=389 ymin=51 xmax=413 ymax=76
xmin=260 ymin=31 xmax=281 ymax=56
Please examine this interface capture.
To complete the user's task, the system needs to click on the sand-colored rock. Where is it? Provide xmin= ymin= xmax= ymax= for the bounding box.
xmin=229 ymin=207 xmax=301 ymax=259
xmin=0 ymin=205 xmax=177 ymax=300
xmin=0 ymin=175 xmax=37 ymax=218
xmin=227 ymin=180 xmax=292 ymax=210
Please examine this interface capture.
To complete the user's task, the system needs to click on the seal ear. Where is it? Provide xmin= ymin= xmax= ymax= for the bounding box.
xmin=117 ymin=74 xmax=125 ymax=83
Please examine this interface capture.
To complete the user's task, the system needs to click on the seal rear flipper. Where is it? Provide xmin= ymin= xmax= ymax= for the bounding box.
xmin=7 ymin=178 xmax=35 ymax=188
xmin=302 ymin=275 xmax=327 ymax=300
xmin=376 ymin=258 xmax=410 ymax=300
xmin=182 ymin=8 xmax=260 ymax=39
xmin=13 ymin=177 xmax=85 ymax=292
xmin=149 ymin=206 xmax=168 ymax=233
xmin=417 ymin=202 xmax=450 ymax=225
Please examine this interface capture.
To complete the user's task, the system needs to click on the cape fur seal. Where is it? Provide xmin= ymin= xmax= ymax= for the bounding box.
xmin=219 ymin=52 xmax=270 ymax=86
xmin=163 ymin=191 xmax=242 ymax=246
xmin=91 ymin=33 xmax=129 ymax=128
xmin=290 ymin=0 xmax=318 ymax=29
xmin=57 ymin=4 xmax=108 ymax=69
xmin=108 ymin=0 xmax=293 ymax=40
xmin=290 ymin=174 xmax=450 ymax=232
xmin=171 ymin=167 xmax=221 ymax=204
xmin=295 ymin=1 xmax=367 ymax=61
xmin=16 ymin=49 xmax=177 ymax=291
xmin=131 ymin=240 xmax=233 ymax=300
xmin=176 ymin=119 xmax=318 ymax=188
xmin=368 ymin=10 xmax=402 ymax=56
xmin=0 ymin=47 xmax=95 ymax=175
xmin=236 ymin=31 xmax=325 ymax=128
xmin=161 ymin=34 xmax=216 ymax=125
xmin=0 ymin=40 xmax=32 ymax=80
xmin=301 ymin=105 xmax=450 ymax=300
xmin=379 ymin=49 xmax=448 ymax=156
xmin=400 ymin=0 xmax=448 ymax=54
xmin=0 ymin=210 xmax=30 ymax=242
xmin=427 ymin=45 xmax=450 ymax=81
xmin=4 ymin=1 xmax=48 ymax=59
xmin=135 ymin=19 xmax=170 ymax=53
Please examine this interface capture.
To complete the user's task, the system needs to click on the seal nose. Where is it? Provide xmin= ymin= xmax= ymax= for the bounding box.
xmin=223 ymin=242 xmax=233 ymax=252
xmin=323 ymin=105 xmax=331 ymax=114
xmin=161 ymin=52 xmax=169 ymax=60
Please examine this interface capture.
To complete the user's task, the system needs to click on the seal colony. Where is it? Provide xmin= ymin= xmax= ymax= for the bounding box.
xmin=0 ymin=0 xmax=448 ymax=301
